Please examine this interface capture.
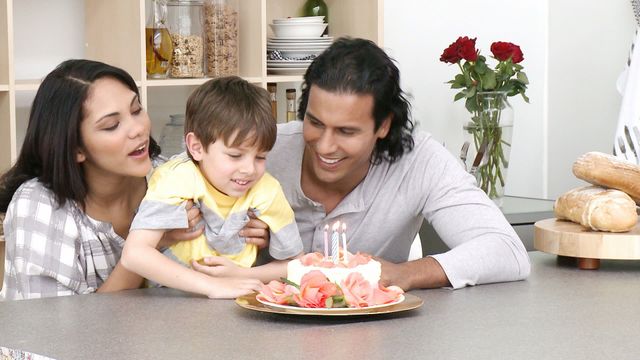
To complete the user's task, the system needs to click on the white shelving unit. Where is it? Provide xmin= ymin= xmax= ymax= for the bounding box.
xmin=0 ymin=0 xmax=383 ymax=173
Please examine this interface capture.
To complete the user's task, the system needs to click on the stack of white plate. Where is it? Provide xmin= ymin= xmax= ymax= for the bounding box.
xmin=267 ymin=16 xmax=332 ymax=75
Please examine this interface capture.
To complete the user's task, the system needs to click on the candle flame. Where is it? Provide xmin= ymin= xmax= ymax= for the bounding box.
xmin=332 ymin=221 xmax=340 ymax=231
xmin=341 ymin=222 xmax=346 ymax=231
xmin=324 ymin=224 xmax=329 ymax=230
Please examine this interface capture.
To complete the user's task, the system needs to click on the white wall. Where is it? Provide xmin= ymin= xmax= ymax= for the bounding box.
xmin=547 ymin=1 xmax=635 ymax=198
xmin=384 ymin=0 xmax=635 ymax=199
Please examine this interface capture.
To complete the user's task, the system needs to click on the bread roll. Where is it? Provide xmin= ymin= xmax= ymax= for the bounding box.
xmin=573 ymin=151 xmax=640 ymax=203
xmin=554 ymin=185 xmax=638 ymax=232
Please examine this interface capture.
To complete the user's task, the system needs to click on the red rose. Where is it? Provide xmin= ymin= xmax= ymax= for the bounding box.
xmin=440 ymin=36 xmax=478 ymax=63
xmin=490 ymin=41 xmax=524 ymax=63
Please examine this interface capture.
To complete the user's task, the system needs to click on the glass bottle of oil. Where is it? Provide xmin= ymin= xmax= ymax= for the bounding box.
xmin=146 ymin=0 xmax=173 ymax=78
xmin=286 ymin=89 xmax=296 ymax=122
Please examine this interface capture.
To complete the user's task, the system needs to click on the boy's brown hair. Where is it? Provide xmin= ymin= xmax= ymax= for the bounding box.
xmin=185 ymin=76 xmax=276 ymax=154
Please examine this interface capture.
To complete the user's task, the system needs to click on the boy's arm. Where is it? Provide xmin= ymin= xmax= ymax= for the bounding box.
xmin=121 ymin=229 xmax=262 ymax=298
xmin=192 ymin=253 xmax=303 ymax=283
xmin=97 ymin=262 xmax=145 ymax=292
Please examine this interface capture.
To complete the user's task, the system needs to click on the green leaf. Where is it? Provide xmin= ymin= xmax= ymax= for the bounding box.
xmin=465 ymin=86 xmax=477 ymax=98
xmin=517 ymin=71 xmax=529 ymax=84
xmin=521 ymin=92 xmax=530 ymax=103
xmin=481 ymin=72 xmax=497 ymax=90
xmin=331 ymin=295 xmax=347 ymax=308
xmin=280 ymin=277 xmax=300 ymax=289
xmin=325 ymin=297 xmax=334 ymax=308
xmin=465 ymin=96 xmax=478 ymax=112
xmin=454 ymin=91 xmax=466 ymax=101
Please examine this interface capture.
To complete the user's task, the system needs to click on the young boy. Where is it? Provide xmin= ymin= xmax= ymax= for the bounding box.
xmin=121 ymin=76 xmax=303 ymax=299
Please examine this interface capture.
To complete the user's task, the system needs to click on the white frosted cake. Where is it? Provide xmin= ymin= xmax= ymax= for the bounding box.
xmin=287 ymin=252 xmax=381 ymax=286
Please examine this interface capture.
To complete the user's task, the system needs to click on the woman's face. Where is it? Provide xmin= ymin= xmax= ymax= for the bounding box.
xmin=77 ymin=77 xmax=152 ymax=179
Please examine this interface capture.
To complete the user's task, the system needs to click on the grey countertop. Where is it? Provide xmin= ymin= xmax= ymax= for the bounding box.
xmin=1 ymin=252 xmax=639 ymax=360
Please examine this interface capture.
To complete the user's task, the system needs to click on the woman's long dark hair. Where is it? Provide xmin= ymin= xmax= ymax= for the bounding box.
xmin=0 ymin=59 xmax=161 ymax=212
xmin=298 ymin=37 xmax=414 ymax=165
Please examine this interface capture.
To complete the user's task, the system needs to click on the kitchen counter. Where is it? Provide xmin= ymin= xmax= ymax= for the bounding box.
xmin=1 ymin=251 xmax=639 ymax=359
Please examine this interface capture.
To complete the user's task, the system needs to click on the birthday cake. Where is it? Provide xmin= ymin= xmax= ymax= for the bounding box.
xmin=257 ymin=221 xmax=403 ymax=309
xmin=287 ymin=251 xmax=382 ymax=286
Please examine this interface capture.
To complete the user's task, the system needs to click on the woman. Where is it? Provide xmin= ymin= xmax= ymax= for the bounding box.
xmin=0 ymin=60 xmax=265 ymax=300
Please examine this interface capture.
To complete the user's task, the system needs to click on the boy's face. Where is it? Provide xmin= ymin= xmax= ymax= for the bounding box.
xmin=187 ymin=131 xmax=268 ymax=197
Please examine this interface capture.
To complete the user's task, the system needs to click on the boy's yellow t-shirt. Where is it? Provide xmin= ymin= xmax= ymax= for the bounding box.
xmin=130 ymin=155 xmax=303 ymax=268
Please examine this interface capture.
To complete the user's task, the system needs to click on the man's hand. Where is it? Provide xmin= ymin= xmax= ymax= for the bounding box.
xmin=157 ymin=200 xmax=204 ymax=249
xmin=240 ymin=210 xmax=270 ymax=249
xmin=375 ymin=256 xmax=451 ymax=291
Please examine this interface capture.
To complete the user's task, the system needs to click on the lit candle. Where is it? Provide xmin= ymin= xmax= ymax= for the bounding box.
xmin=323 ymin=224 xmax=329 ymax=259
xmin=331 ymin=221 xmax=340 ymax=264
xmin=341 ymin=222 xmax=348 ymax=263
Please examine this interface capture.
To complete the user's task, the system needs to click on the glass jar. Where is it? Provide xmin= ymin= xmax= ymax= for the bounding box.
xmin=159 ymin=114 xmax=186 ymax=157
xmin=167 ymin=0 xmax=205 ymax=78
xmin=146 ymin=0 xmax=173 ymax=78
xmin=204 ymin=0 xmax=239 ymax=77
xmin=286 ymin=89 xmax=296 ymax=122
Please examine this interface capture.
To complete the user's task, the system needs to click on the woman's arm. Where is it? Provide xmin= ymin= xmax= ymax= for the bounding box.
xmin=121 ymin=229 xmax=262 ymax=298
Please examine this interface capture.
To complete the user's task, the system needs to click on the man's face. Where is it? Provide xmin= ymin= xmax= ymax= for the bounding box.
xmin=302 ymin=85 xmax=390 ymax=188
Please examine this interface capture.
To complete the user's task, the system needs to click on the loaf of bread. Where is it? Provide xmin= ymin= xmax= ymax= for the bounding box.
xmin=555 ymin=185 xmax=638 ymax=232
xmin=573 ymin=151 xmax=640 ymax=203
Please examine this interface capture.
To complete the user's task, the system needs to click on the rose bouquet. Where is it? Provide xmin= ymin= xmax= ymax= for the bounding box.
xmin=440 ymin=36 xmax=529 ymax=201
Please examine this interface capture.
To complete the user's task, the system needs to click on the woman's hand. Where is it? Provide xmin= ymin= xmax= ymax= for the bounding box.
xmin=191 ymin=256 xmax=245 ymax=278
xmin=240 ymin=210 xmax=270 ymax=249
xmin=157 ymin=200 xmax=204 ymax=249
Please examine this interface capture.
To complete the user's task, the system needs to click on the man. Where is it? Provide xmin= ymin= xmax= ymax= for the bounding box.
xmin=265 ymin=37 xmax=530 ymax=290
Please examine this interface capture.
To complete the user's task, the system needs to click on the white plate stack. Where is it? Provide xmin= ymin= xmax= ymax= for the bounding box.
xmin=267 ymin=16 xmax=332 ymax=75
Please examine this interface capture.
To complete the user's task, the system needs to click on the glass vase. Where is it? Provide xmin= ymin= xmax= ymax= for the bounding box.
xmin=462 ymin=91 xmax=514 ymax=206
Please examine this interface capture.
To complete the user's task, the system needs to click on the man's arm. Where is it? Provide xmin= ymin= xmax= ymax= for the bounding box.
xmin=377 ymin=256 xmax=451 ymax=290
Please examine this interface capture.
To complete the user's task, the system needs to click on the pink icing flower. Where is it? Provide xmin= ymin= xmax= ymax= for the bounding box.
xmin=293 ymin=270 xmax=340 ymax=308
xmin=346 ymin=252 xmax=372 ymax=267
xmin=372 ymin=284 xmax=404 ymax=305
xmin=340 ymin=272 xmax=375 ymax=308
xmin=299 ymin=252 xmax=324 ymax=266
xmin=257 ymin=280 xmax=298 ymax=305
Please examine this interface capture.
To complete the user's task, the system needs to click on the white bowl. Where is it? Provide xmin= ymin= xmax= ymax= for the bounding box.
xmin=269 ymin=23 xmax=327 ymax=38
xmin=272 ymin=16 xmax=325 ymax=24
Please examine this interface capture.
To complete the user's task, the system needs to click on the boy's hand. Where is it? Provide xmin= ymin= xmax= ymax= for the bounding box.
xmin=205 ymin=277 xmax=263 ymax=299
xmin=240 ymin=210 xmax=270 ymax=249
xmin=192 ymin=256 xmax=244 ymax=278
xmin=157 ymin=200 xmax=204 ymax=249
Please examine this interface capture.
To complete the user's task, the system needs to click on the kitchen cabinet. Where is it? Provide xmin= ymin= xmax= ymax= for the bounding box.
xmin=0 ymin=0 xmax=383 ymax=173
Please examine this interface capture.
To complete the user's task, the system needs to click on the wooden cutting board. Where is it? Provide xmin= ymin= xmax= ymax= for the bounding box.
xmin=534 ymin=218 xmax=640 ymax=268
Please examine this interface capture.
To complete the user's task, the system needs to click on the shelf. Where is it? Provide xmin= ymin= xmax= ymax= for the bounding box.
xmin=0 ymin=0 xmax=382 ymax=172
xmin=266 ymin=75 xmax=304 ymax=82
xmin=144 ymin=76 xmax=264 ymax=87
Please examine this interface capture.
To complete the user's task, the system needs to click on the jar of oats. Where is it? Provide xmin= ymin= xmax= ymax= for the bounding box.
xmin=167 ymin=0 xmax=205 ymax=78
xmin=204 ymin=0 xmax=239 ymax=77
